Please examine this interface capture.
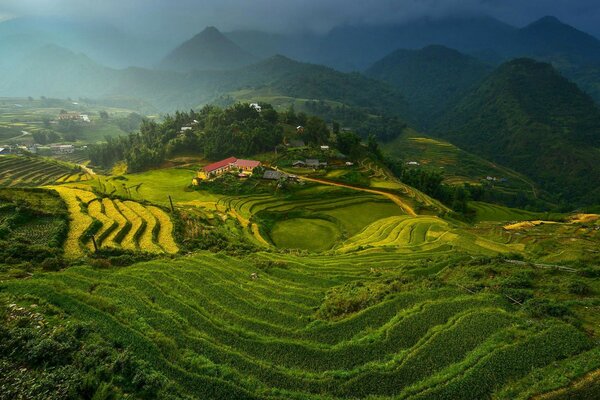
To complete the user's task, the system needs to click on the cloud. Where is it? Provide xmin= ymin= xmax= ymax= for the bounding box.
xmin=0 ymin=0 xmax=599 ymax=37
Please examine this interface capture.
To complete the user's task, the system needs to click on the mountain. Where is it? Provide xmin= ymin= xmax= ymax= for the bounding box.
xmin=365 ymin=45 xmax=492 ymax=127
xmin=513 ymin=16 xmax=600 ymax=65
xmin=159 ymin=26 xmax=258 ymax=72
xmin=0 ymin=44 xmax=115 ymax=98
xmin=0 ymin=17 xmax=161 ymax=68
xmin=436 ymin=58 xmax=600 ymax=205
xmin=226 ymin=16 xmax=516 ymax=72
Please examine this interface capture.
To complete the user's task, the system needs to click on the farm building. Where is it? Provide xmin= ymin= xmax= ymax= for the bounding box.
xmin=292 ymin=160 xmax=306 ymax=167
xmin=50 ymin=144 xmax=75 ymax=154
xmin=0 ymin=147 xmax=10 ymax=155
xmin=263 ymin=170 xmax=287 ymax=180
xmin=198 ymin=157 xmax=261 ymax=179
xmin=320 ymin=145 xmax=330 ymax=150
xmin=306 ymin=159 xmax=327 ymax=169
xmin=250 ymin=103 xmax=262 ymax=112
xmin=57 ymin=112 xmax=84 ymax=121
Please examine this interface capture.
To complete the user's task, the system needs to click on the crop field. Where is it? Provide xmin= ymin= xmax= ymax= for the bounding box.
xmin=0 ymin=98 xmax=141 ymax=145
xmin=217 ymin=185 xmax=406 ymax=250
xmin=0 ymin=155 xmax=91 ymax=187
xmin=338 ymin=215 xmax=518 ymax=255
xmin=85 ymin=167 xmax=219 ymax=205
xmin=1 ymin=250 xmax=596 ymax=399
xmin=50 ymin=186 xmax=178 ymax=257
xmin=383 ymin=130 xmax=536 ymax=196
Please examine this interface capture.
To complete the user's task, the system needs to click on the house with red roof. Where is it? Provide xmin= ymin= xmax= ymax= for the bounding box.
xmin=196 ymin=157 xmax=261 ymax=180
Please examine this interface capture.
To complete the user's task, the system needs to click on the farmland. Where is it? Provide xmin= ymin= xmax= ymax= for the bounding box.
xmin=50 ymin=186 xmax=178 ymax=258
xmin=1 ymin=250 xmax=598 ymax=399
xmin=2 ymin=112 xmax=600 ymax=399
xmin=0 ymin=98 xmax=146 ymax=145
xmin=0 ymin=155 xmax=91 ymax=187
xmin=383 ymin=129 xmax=537 ymax=197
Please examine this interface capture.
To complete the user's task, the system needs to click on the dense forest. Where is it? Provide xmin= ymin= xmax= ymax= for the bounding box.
xmin=89 ymin=103 xmax=331 ymax=172
xmin=436 ymin=58 xmax=600 ymax=206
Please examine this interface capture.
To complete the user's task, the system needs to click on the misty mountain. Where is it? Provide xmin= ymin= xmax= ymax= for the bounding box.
xmin=225 ymin=16 xmax=515 ymax=72
xmin=0 ymin=43 xmax=407 ymax=124
xmin=436 ymin=58 xmax=600 ymax=205
xmin=0 ymin=17 xmax=163 ymax=68
xmin=0 ymin=44 xmax=115 ymax=98
xmin=365 ymin=45 xmax=492 ymax=128
xmin=511 ymin=16 xmax=600 ymax=65
xmin=159 ymin=26 xmax=258 ymax=72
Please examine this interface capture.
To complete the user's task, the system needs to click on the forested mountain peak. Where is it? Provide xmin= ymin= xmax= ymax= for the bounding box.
xmin=436 ymin=57 xmax=600 ymax=204
xmin=366 ymin=45 xmax=491 ymax=127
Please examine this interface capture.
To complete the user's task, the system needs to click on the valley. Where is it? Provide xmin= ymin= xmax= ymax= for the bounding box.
xmin=1 ymin=6 xmax=600 ymax=400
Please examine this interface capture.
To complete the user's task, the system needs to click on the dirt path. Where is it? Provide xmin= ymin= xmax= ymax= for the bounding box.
xmin=79 ymin=164 xmax=95 ymax=176
xmin=298 ymin=176 xmax=417 ymax=216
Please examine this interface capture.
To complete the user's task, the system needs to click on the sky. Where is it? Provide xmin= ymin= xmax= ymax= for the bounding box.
xmin=0 ymin=0 xmax=599 ymax=39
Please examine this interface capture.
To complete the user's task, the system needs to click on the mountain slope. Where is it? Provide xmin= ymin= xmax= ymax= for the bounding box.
xmin=436 ymin=58 xmax=600 ymax=205
xmin=513 ymin=16 xmax=600 ymax=65
xmin=366 ymin=45 xmax=492 ymax=127
xmin=160 ymin=26 xmax=257 ymax=72
xmin=0 ymin=16 xmax=159 ymax=68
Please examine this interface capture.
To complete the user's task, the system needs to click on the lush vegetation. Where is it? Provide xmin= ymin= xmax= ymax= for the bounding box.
xmin=0 ymin=251 xmax=598 ymax=399
xmin=0 ymin=188 xmax=68 ymax=279
xmin=366 ymin=45 xmax=492 ymax=128
xmin=436 ymin=58 xmax=600 ymax=206
xmin=90 ymin=104 xmax=287 ymax=172
xmin=0 ymin=155 xmax=91 ymax=187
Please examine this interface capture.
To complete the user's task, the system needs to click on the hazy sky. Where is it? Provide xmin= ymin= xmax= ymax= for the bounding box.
xmin=1 ymin=0 xmax=599 ymax=38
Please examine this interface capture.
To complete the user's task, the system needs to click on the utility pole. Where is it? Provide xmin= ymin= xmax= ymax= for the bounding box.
xmin=168 ymin=195 xmax=175 ymax=212
xmin=91 ymin=236 xmax=98 ymax=252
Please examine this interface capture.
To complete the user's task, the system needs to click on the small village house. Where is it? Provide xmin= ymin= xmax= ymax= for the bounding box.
xmin=292 ymin=160 xmax=306 ymax=168
xmin=50 ymin=144 xmax=75 ymax=154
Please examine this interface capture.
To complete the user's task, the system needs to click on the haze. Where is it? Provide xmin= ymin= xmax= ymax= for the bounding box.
xmin=1 ymin=0 xmax=599 ymax=39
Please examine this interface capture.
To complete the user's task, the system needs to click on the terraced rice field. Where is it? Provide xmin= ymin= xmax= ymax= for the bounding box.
xmin=338 ymin=215 xmax=516 ymax=255
xmin=470 ymin=201 xmax=547 ymax=222
xmin=51 ymin=187 xmax=178 ymax=257
xmin=0 ymin=155 xmax=91 ymax=187
xmin=218 ymin=188 xmax=405 ymax=250
xmin=1 ymin=251 xmax=592 ymax=399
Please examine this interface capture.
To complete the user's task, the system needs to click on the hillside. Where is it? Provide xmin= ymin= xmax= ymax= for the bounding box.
xmin=382 ymin=129 xmax=539 ymax=205
xmin=159 ymin=26 xmax=257 ymax=72
xmin=366 ymin=45 xmax=492 ymax=127
xmin=436 ymin=58 xmax=600 ymax=205
xmin=513 ymin=16 xmax=600 ymax=65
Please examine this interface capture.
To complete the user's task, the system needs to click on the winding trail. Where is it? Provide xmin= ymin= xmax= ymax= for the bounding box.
xmin=297 ymin=176 xmax=417 ymax=216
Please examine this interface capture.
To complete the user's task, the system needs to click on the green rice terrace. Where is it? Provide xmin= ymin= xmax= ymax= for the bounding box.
xmin=0 ymin=155 xmax=91 ymax=187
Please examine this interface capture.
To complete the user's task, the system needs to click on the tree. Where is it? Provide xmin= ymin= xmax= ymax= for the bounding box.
xmin=305 ymin=116 xmax=329 ymax=145
xmin=99 ymin=111 xmax=109 ymax=120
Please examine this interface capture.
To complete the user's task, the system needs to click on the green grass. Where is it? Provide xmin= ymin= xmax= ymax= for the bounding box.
xmin=270 ymin=218 xmax=340 ymax=251
xmin=82 ymin=167 xmax=220 ymax=206
xmin=1 ymin=251 xmax=596 ymax=399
